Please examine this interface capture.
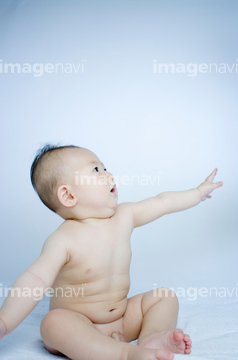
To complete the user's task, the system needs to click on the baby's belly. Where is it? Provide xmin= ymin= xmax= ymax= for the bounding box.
xmin=49 ymin=276 xmax=130 ymax=324
xmin=63 ymin=296 xmax=128 ymax=324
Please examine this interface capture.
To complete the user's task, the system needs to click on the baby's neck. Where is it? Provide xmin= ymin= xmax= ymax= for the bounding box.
xmin=66 ymin=216 xmax=112 ymax=226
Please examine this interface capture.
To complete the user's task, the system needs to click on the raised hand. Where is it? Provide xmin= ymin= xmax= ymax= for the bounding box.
xmin=197 ymin=168 xmax=223 ymax=201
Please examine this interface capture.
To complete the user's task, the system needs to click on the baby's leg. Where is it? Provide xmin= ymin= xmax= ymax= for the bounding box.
xmin=40 ymin=308 xmax=174 ymax=360
xmin=139 ymin=287 xmax=179 ymax=338
xmin=124 ymin=288 xmax=192 ymax=354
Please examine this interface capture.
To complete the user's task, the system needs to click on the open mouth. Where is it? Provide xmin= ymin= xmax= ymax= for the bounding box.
xmin=110 ymin=185 xmax=116 ymax=194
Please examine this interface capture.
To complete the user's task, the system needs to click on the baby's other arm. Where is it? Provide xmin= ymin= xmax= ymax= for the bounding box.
xmin=0 ymin=232 xmax=70 ymax=340
xmin=129 ymin=168 xmax=223 ymax=228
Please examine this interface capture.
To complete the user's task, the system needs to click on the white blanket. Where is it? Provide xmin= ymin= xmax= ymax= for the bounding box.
xmin=0 ymin=287 xmax=237 ymax=360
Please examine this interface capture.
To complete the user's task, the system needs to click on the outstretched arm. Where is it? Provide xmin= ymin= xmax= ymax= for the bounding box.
xmin=130 ymin=168 xmax=223 ymax=228
xmin=0 ymin=233 xmax=70 ymax=340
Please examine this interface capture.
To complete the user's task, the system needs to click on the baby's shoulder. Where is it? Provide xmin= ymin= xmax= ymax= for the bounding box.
xmin=116 ymin=202 xmax=133 ymax=214
xmin=42 ymin=221 xmax=74 ymax=251
xmin=113 ymin=202 xmax=134 ymax=225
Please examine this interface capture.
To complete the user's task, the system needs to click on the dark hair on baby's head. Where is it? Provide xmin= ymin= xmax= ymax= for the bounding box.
xmin=31 ymin=144 xmax=62 ymax=190
xmin=31 ymin=144 xmax=80 ymax=212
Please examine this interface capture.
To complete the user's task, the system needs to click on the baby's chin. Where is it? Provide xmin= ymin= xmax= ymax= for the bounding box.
xmin=103 ymin=206 xmax=118 ymax=218
xmin=104 ymin=203 xmax=118 ymax=217
xmin=86 ymin=204 xmax=118 ymax=219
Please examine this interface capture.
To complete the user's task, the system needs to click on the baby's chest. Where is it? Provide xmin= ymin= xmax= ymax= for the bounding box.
xmin=68 ymin=231 xmax=132 ymax=282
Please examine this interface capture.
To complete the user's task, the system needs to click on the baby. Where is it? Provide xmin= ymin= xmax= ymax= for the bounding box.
xmin=0 ymin=145 xmax=223 ymax=360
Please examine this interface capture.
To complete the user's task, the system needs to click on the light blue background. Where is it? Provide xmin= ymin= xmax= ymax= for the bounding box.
xmin=0 ymin=0 xmax=237 ymax=295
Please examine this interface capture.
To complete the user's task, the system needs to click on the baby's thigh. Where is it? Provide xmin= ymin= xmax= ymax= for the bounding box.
xmin=40 ymin=308 xmax=94 ymax=355
xmin=123 ymin=289 xmax=168 ymax=342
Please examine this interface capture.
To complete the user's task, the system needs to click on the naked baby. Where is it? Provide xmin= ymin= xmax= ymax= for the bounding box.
xmin=0 ymin=145 xmax=223 ymax=360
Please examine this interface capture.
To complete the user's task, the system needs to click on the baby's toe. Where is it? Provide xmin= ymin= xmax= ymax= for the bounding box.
xmin=173 ymin=329 xmax=184 ymax=342
xmin=185 ymin=348 xmax=192 ymax=354
xmin=185 ymin=339 xmax=192 ymax=354
xmin=184 ymin=334 xmax=190 ymax=342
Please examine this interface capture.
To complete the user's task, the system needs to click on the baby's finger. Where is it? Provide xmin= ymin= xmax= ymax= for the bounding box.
xmin=212 ymin=181 xmax=223 ymax=189
xmin=206 ymin=168 xmax=217 ymax=183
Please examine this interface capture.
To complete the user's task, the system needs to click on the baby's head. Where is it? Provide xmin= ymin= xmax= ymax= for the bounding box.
xmin=30 ymin=144 xmax=118 ymax=220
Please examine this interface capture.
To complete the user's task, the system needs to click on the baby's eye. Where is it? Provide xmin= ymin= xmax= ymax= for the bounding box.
xmin=93 ymin=167 xmax=99 ymax=172
xmin=104 ymin=168 xmax=107 ymax=172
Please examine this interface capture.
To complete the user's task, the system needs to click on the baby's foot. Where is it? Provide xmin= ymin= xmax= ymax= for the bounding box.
xmin=138 ymin=329 xmax=192 ymax=355
xmin=125 ymin=344 xmax=174 ymax=360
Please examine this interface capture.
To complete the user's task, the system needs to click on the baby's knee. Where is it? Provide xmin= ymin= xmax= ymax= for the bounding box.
xmin=40 ymin=309 xmax=66 ymax=354
xmin=141 ymin=287 xmax=178 ymax=316
xmin=40 ymin=308 xmax=93 ymax=343
xmin=154 ymin=287 xmax=178 ymax=304
xmin=40 ymin=309 xmax=64 ymax=343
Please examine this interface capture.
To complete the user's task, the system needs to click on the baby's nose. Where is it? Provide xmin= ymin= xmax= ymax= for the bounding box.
xmin=106 ymin=172 xmax=114 ymax=184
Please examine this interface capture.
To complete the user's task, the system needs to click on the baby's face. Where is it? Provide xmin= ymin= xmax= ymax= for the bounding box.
xmin=66 ymin=148 xmax=118 ymax=216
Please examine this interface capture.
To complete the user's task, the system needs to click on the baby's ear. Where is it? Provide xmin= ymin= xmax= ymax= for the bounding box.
xmin=57 ymin=185 xmax=77 ymax=208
